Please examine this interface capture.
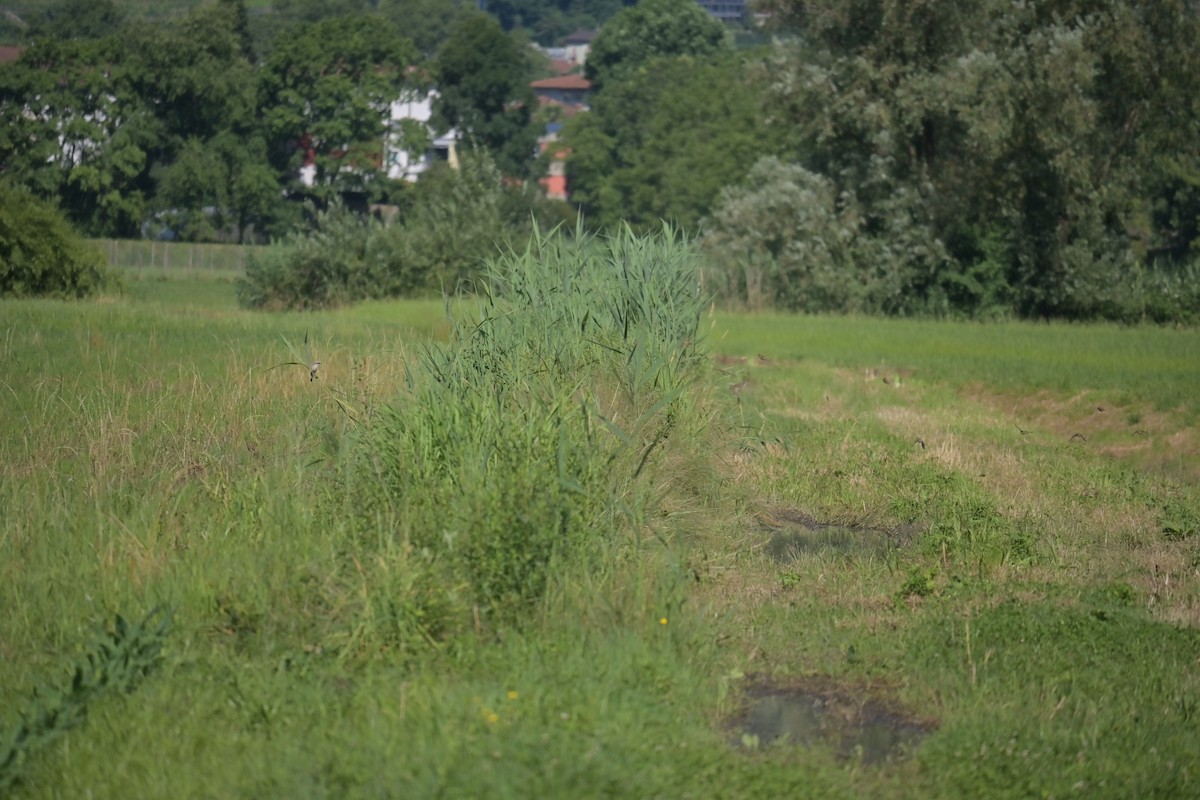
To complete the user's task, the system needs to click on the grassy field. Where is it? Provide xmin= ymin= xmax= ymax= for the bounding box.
xmin=2 ymin=260 xmax=1198 ymax=798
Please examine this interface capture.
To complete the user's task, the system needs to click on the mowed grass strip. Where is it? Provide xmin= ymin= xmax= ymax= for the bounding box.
xmin=703 ymin=319 xmax=1198 ymax=796
xmin=710 ymin=310 xmax=1200 ymax=482
xmin=711 ymin=311 xmax=1200 ymax=414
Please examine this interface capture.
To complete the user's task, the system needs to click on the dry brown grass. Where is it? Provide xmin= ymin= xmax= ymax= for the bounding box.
xmin=965 ymin=383 xmax=1200 ymax=483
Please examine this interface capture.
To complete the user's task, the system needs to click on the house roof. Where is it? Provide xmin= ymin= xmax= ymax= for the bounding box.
xmin=563 ymin=28 xmax=597 ymax=44
xmin=0 ymin=45 xmax=24 ymax=65
xmin=530 ymin=74 xmax=592 ymax=91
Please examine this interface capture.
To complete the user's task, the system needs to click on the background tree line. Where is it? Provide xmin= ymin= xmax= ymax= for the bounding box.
xmin=3 ymin=0 xmax=1197 ymax=321
xmin=0 ymin=0 xmax=588 ymax=245
xmin=564 ymin=0 xmax=1200 ymax=322
xmin=0 ymin=0 xmax=636 ymax=52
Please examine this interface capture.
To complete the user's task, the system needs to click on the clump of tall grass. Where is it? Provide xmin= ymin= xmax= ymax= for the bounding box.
xmin=343 ymin=224 xmax=708 ymax=641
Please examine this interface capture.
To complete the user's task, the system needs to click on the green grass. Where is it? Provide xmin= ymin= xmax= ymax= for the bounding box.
xmin=711 ymin=312 xmax=1200 ymax=414
xmin=2 ymin=252 xmax=1198 ymax=798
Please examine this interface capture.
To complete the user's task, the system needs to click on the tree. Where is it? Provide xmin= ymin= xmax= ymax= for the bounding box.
xmin=565 ymin=53 xmax=767 ymax=233
xmin=0 ymin=36 xmax=157 ymax=236
xmin=27 ymin=0 xmax=126 ymax=42
xmin=432 ymin=13 xmax=539 ymax=178
xmin=260 ymin=15 xmax=417 ymax=200
xmin=449 ymin=0 xmax=634 ymax=45
xmin=216 ymin=0 xmax=256 ymax=63
xmin=253 ymin=0 xmax=375 ymax=58
xmin=134 ymin=2 xmax=282 ymax=240
xmin=0 ymin=1 xmax=272 ymax=238
xmin=153 ymin=133 xmax=282 ymax=242
xmin=584 ymin=0 xmax=728 ymax=90
xmin=754 ymin=0 xmax=1200 ymax=318
xmin=377 ymin=0 xmax=472 ymax=60
xmin=272 ymin=0 xmax=372 ymax=22
xmin=124 ymin=6 xmax=259 ymax=143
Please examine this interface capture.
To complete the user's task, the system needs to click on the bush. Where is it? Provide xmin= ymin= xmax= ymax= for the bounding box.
xmin=1073 ymin=258 xmax=1200 ymax=325
xmin=237 ymin=201 xmax=384 ymax=310
xmin=703 ymin=159 xmax=1200 ymax=323
xmin=367 ymin=155 xmax=510 ymax=296
xmin=345 ymin=225 xmax=708 ymax=626
xmin=702 ymin=158 xmax=949 ymax=315
xmin=0 ymin=182 xmax=113 ymax=298
xmin=238 ymin=152 xmax=571 ymax=309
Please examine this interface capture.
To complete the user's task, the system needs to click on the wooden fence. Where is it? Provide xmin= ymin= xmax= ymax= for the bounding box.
xmin=94 ymin=239 xmax=256 ymax=271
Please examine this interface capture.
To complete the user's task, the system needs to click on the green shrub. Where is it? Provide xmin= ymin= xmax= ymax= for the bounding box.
xmin=702 ymin=158 xmax=950 ymax=315
xmin=345 ymin=224 xmax=707 ymax=625
xmin=238 ymin=152 xmax=568 ymax=310
xmin=366 ymin=156 xmax=510 ymax=297
xmin=237 ymin=201 xmax=385 ymax=310
xmin=1098 ymin=259 xmax=1200 ymax=325
xmin=0 ymin=181 xmax=113 ymax=298
xmin=704 ymin=156 xmax=1200 ymax=323
xmin=702 ymin=159 xmax=862 ymax=312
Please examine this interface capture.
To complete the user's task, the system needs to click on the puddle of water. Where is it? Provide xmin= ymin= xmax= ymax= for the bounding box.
xmin=759 ymin=509 xmax=915 ymax=563
xmin=765 ymin=526 xmax=892 ymax=562
xmin=736 ymin=686 xmax=932 ymax=766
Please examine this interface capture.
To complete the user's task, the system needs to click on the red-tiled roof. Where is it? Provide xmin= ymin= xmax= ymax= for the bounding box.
xmin=530 ymin=75 xmax=592 ymax=90
xmin=0 ymin=45 xmax=24 ymax=65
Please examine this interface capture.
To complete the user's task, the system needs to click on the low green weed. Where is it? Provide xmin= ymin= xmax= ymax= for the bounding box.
xmin=0 ymin=607 xmax=172 ymax=791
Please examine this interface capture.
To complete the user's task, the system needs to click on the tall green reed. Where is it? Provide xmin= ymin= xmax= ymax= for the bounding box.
xmin=344 ymin=224 xmax=708 ymax=636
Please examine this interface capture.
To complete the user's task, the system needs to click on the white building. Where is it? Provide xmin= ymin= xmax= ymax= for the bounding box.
xmin=384 ymin=89 xmax=460 ymax=182
xmin=294 ymin=88 xmax=461 ymax=188
xmin=562 ymin=29 xmax=596 ymax=66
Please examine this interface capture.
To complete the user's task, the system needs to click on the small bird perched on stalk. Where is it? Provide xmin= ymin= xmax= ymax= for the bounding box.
xmin=307 ymin=338 xmax=320 ymax=382
xmin=268 ymin=331 xmax=321 ymax=381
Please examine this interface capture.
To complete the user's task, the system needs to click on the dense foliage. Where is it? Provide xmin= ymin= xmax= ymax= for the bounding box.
xmin=0 ymin=0 xmax=632 ymax=49
xmin=0 ymin=0 xmax=547 ymax=243
xmin=567 ymin=52 xmax=768 ymax=232
xmin=237 ymin=152 xmax=565 ymax=309
xmin=432 ymin=13 xmax=540 ymax=179
xmin=0 ymin=2 xmax=289 ymax=240
xmin=583 ymin=0 xmax=728 ymax=90
xmin=3 ymin=0 xmax=1197 ymax=322
xmin=0 ymin=181 xmax=113 ymax=298
xmin=702 ymin=0 xmax=1200 ymax=320
xmin=259 ymin=14 xmax=416 ymax=200
xmin=563 ymin=0 xmax=763 ymax=233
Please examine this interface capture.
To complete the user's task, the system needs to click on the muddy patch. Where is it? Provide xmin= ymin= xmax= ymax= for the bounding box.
xmin=731 ymin=677 xmax=934 ymax=765
xmin=758 ymin=509 xmax=916 ymax=563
